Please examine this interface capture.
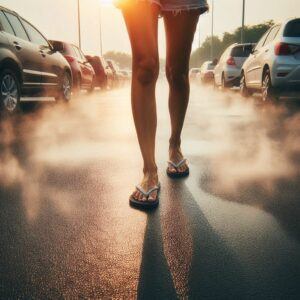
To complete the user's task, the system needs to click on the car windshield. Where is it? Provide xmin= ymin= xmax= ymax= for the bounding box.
xmin=207 ymin=64 xmax=215 ymax=70
xmin=284 ymin=19 xmax=300 ymax=37
xmin=231 ymin=45 xmax=253 ymax=57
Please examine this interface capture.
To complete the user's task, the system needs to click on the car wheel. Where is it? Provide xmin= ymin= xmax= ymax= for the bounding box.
xmin=262 ymin=70 xmax=277 ymax=102
xmin=88 ymin=77 xmax=95 ymax=94
xmin=0 ymin=69 xmax=21 ymax=114
xmin=240 ymin=72 xmax=251 ymax=98
xmin=221 ymin=74 xmax=228 ymax=90
xmin=58 ymin=72 xmax=72 ymax=102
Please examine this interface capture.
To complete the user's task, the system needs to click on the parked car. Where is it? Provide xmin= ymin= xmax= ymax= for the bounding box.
xmin=49 ymin=40 xmax=95 ymax=93
xmin=241 ymin=18 xmax=300 ymax=101
xmin=214 ymin=43 xmax=255 ymax=88
xmin=0 ymin=6 xmax=72 ymax=113
xmin=119 ymin=70 xmax=131 ymax=83
xmin=86 ymin=55 xmax=113 ymax=90
xmin=197 ymin=61 xmax=215 ymax=84
xmin=106 ymin=59 xmax=121 ymax=87
xmin=189 ymin=68 xmax=201 ymax=81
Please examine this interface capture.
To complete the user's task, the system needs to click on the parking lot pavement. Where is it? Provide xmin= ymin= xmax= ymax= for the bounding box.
xmin=0 ymin=82 xmax=300 ymax=299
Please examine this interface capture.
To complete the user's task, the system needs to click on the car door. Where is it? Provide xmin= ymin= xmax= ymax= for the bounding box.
xmin=78 ymin=48 xmax=93 ymax=84
xmin=253 ymin=25 xmax=281 ymax=87
xmin=20 ymin=18 xmax=60 ymax=89
xmin=72 ymin=45 xmax=88 ymax=85
xmin=215 ymin=47 xmax=229 ymax=85
xmin=2 ymin=11 xmax=42 ymax=90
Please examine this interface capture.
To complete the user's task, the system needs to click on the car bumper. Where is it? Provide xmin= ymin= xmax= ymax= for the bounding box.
xmin=225 ymin=68 xmax=241 ymax=86
xmin=271 ymin=58 xmax=300 ymax=90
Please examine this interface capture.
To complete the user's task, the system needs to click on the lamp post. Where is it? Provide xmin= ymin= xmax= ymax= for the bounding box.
xmin=211 ymin=0 xmax=214 ymax=60
xmin=77 ymin=0 xmax=81 ymax=48
xmin=99 ymin=5 xmax=103 ymax=55
xmin=241 ymin=0 xmax=246 ymax=43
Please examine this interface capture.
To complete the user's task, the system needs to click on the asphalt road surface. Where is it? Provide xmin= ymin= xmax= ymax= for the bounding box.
xmin=0 ymin=82 xmax=300 ymax=299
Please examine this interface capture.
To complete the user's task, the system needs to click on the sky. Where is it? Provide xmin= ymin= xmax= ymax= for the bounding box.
xmin=1 ymin=0 xmax=300 ymax=57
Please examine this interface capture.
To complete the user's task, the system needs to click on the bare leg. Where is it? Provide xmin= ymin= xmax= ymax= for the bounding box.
xmin=164 ymin=10 xmax=200 ymax=173
xmin=122 ymin=2 xmax=160 ymax=201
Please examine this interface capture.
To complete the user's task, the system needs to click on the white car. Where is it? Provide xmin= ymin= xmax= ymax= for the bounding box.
xmin=214 ymin=43 xmax=254 ymax=88
xmin=240 ymin=18 xmax=300 ymax=101
xmin=197 ymin=61 xmax=215 ymax=84
xmin=189 ymin=68 xmax=201 ymax=81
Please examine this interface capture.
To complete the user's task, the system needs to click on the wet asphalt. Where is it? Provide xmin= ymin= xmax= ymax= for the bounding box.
xmin=0 ymin=81 xmax=300 ymax=299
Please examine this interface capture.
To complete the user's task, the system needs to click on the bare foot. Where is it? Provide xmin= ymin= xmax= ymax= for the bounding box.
xmin=131 ymin=171 xmax=159 ymax=202
xmin=168 ymin=147 xmax=188 ymax=174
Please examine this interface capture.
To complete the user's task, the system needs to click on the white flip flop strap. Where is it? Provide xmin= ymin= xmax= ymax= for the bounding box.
xmin=136 ymin=184 xmax=160 ymax=197
xmin=168 ymin=159 xmax=187 ymax=169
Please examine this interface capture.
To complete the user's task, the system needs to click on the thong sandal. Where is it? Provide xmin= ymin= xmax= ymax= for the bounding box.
xmin=167 ymin=159 xmax=190 ymax=178
xmin=129 ymin=183 xmax=161 ymax=209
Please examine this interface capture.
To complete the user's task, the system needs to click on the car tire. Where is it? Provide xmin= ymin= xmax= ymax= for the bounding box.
xmin=262 ymin=69 xmax=278 ymax=102
xmin=57 ymin=72 xmax=72 ymax=102
xmin=0 ymin=68 xmax=21 ymax=115
xmin=221 ymin=73 xmax=228 ymax=90
xmin=240 ymin=72 xmax=251 ymax=98
xmin=88 ymin=77 xmax=95 ymax=94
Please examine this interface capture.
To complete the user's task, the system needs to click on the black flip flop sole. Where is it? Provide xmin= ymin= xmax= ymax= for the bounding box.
xmin=166 ymin=168 xmax=190 ymax=178
xmin=129 ymin=197 xmax=159 ymax=209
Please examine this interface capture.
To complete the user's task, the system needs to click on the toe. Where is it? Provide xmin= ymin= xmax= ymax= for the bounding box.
xmin=148 ymin=190 xmax=158 ymax=202
xmin=169 ymin=166 xmax=177 ymax=173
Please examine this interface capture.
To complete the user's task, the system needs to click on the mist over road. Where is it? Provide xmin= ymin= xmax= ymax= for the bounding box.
xmin=0 ymin=82 xmax=300 ymax=299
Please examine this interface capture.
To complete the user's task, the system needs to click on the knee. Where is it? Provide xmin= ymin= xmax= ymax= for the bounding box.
xmin=134 ymin=57 xmax=159 ymax=85
xmin=166 ymin=65 xmax=189 ymax=88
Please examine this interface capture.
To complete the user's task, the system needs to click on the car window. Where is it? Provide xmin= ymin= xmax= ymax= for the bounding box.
xmin=4 ymin=12 xmax=29 ymax=41
xmin=231 ymin=45 xmax=253 ymax=57
xmin=263 ymin=26 xmax=280 ymax=46
xmin=78 ymin=49 xmax=86 ymax=61
xmin=284 ymin=19 xmax=300 ymax=37
xmin=207 ymin=63 xmax=215 ymax=70
xmin=21 ymin=19 xmax=49 ymax=47
xmin=255 ymin=30 xmax=270 ymax=51
xmin=72 ymin=46 xmax=82 ymax=60
xmin=0 ymin=11 xmax=15 ymax=35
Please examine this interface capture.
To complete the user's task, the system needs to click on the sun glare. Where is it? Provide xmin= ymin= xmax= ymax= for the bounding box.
xmin=99 ymin=0 xmax=114 ymax=5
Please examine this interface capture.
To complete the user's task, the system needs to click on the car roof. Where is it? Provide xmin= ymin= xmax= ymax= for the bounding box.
xmin=0 ymin=6 xmax=18 ymax=15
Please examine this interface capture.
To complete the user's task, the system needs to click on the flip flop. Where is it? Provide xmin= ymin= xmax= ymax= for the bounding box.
xmin=167 ymin=159 xmax=190 ymax=178
xmin=129 ymin=183 xmax=161 ymax=209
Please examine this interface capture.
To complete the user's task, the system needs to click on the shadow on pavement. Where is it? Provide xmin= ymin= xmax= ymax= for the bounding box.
xmin=137 ymin=178 xmax=248 ymax=299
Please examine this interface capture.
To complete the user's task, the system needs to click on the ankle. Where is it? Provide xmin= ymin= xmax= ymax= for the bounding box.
xmin=169 ymin=137 xmax=181 ymax=149
xmin=143 ymin=166 xmax=158 ymax=176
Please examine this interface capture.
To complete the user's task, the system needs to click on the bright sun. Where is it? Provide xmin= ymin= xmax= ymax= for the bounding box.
xmin=99 ymin=0 xmax=114 ymax=4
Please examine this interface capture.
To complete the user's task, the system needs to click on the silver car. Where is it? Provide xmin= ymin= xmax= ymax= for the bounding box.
xmin=240 ymin=18 xmax=300 ymax=101
xmin=214 ymin=43 xmax=254 ymax=88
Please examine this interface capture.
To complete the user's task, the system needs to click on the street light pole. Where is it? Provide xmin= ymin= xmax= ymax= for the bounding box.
xmin=99 ymin=5 xmax=103 ymax=55
xmin=211 ymin=0 xmax=214 ymax=60
xmin=241 ymin=0 xmax=245 ymax=43
xmin=77 ymin=0 xmax=81 ymax=48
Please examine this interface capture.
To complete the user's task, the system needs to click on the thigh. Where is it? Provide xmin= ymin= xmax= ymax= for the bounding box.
xmin=164 ymin=11 xmax=200 ymax=71
xmin=121 ymin=2 xmax=160 ymax=63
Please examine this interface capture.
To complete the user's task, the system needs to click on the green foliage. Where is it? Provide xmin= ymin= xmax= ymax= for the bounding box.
xmin=190 ymin=20 xmax=275 ymax=68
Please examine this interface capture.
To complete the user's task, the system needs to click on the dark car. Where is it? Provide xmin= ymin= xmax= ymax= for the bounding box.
xmin=85 ymin=55 xmax=113 ymax=89
xmin=50 ymin=40 xmax=95 ymax=93
xmin=0 ymin=6 xmax=72 ymax=113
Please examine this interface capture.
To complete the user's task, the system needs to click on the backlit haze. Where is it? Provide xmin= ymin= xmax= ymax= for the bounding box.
xmin=0 ymin=0 xmax=299 ymax=57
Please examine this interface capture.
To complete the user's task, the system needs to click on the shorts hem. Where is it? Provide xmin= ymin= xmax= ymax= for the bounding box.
xmin=160 ymin=4 xmax=209 ymax=12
